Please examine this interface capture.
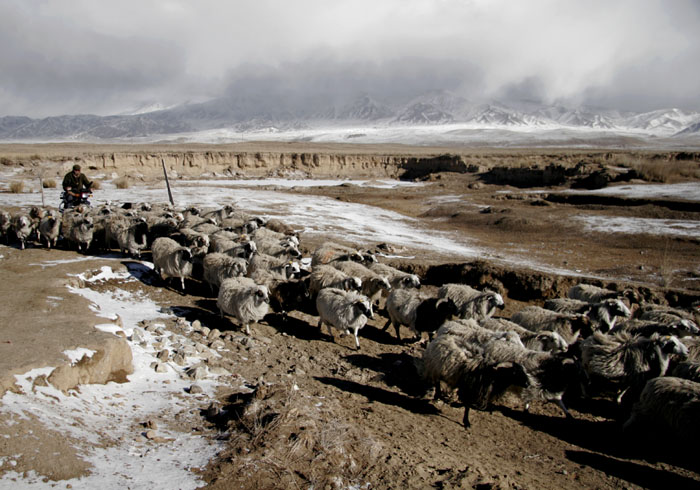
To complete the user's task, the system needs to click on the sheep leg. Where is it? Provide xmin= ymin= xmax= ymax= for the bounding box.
xmin=245 ymin=323 xmax=250 ymax=335
xmin=554 ymin=399 xmax=573 ymax=419
xmin=180 ymin=276 xmax=186 ymax=291
xmin=352 ymin=327 xmax=360 ymax=350
xmin=462 ymin=407 xmax=472 ymax=428
xmin=381 ymin=318 xmax=392 ymax=331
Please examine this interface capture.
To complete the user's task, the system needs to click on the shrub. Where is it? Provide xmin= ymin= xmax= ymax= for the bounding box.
xmin=42 ymin=179 xmax=56 ymax=189
xmin=114 ymin=177 xmax=130 ymax=189
xmin=90 ymin=179 xmax=102 ymax=190
xmin=0 ymin=157 xmax=12 ymax=166
xmin=9 ymin=181 xmax=24 ymax=193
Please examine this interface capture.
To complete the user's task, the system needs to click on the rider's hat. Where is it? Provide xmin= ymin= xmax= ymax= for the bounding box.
xmin=73 ymin=164 xmax=81 ymax=171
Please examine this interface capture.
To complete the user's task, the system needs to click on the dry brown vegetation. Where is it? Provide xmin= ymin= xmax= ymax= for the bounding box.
xmin=9 ymin=181 xmax=24 ymax=193
xmin=42 ymin=178 xmax=56 ymax=189
xmin=113 ymin=177 xmax=129 ymax=189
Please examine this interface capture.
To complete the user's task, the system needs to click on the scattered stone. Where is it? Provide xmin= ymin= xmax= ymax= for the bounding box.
xmin=209 ymin=365 xmax=230 ymax=376
xmin=199 ymin=326 xmax=211 ymax=337
xmin=144 ymin=420 xmax=158 ymax=430
xmin=189 ymin=384 xmax=204 ymax=394
xmin=131 ymin=328 xmax=145 ymax=343
xmin=150 ymin=362 xmax=168 ymax=374
xmin=176 ymin=317 xmax=188 ymax=328
xmin=172 ymin=353 xmax=186 ymax=366
xmin=191 ymin=319 xmax=202 ymax=330
xmin=207 ymin=328 xmax=221 ymax=340
xmin=185 ymin=365 xmax=208 ymax=380
xmin=209 ymin=339 xmax=225 ymax=350
xmin=157 ymin=349 xmax=170 ymax=361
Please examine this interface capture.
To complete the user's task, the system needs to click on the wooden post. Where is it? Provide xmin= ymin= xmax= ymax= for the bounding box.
xmin=39 ymin=178 xmax=45 ymax=207
xmin=162 ymin=158 xmax=174 ymax=206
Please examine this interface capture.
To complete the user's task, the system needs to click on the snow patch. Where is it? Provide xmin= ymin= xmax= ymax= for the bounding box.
xmin=62 ymin=348 xmax=96 ymax=365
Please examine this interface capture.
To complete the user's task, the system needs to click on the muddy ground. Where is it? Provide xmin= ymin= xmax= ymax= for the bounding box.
xmin=1 ymin=152 xmax=700 ymax=489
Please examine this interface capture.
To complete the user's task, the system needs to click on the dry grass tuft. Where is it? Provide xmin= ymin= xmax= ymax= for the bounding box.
xmin=42 ymin=179 xmax=56 ymax=189
xmin=614 ymin=155 xmax=700 ymax=183
xmin=9 ymin=181 xmax=24 ymax=193
xmin=215 ymin=382 xmax=382 ymax=489
xmin=114 ymin=177 xmax=129 ymax=189
xmin=90 ymin=179 xmax=102 ymax=190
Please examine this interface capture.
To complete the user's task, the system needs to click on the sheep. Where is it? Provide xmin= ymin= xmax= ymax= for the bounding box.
xmin=171 ymin=227 xmax=210 ymax=257
xmin=368 ymin=262 xmax=421 ymax=290
xmin=253 ymin=235 xmax=302 ymax=259
xmin=203 ymin=253 xmax=248 ymax=293
xmin=483 ymin=340 xmax=581 ymax=418
xmin=437 ymin=319 xmax=525 ymax=349
xmin=637 ymin=304 xmax=698 ymax=324
xmin=479 ymin=317 xmax=569 ymax=353
xmin=308 ymin=265 xmax=362 ymax=297
xmin=11 ymin=214 xmax=33 ymax=249
xmin=580 ymin=331 xmax=688 ymax=409
xmin=610 ymin=318 xmax=700 ymax=338
xmin=201 ymin=204 xmax=235 ymax=223
xmin=216 ymin=277 xmax=270 ymax=335
xmin=637 ymin=307 xmax=699 ymax=332
xmin=383 ymin=288 xmax=458 ymax=342
xmin=332 ymin=260 xmax=391 ymax=304
xmin=315 ymin=288 xmax=373 ymax=349
xmin=219 ymin=217 xmax=259 ymax=235
xmin=61 ymin=213 xmax=94 ymax=251
xmin=263 ymin=217 xmax=298 ymax=237
xmin=191 ymin=221 xmax=221 ymax=236
xmin=252 ymin=226 xmax=299 ymax=246
xmin=568 ymin=283 xmax=638 ymax=304
xmin=247 ymin=253 xmax=299 ymax=282
xmin=623 ymin=377 xmax=700 ymax=443
xmin=105 ymin=215 xmax=149 ymax=257
xmin=37 ymin=212 xmax=61 ymax=249
xmin=681 ymin=337 xmax=700 ymax=362
xmin=151 ymin=237 xmax=194 ymax=291
xmin=421 ymin=334 xmax=530 ymax=428
xmin=437 ymin=284 xmax=505 ymax=321
xmin=544 ymin=297 xmax=631 ymax=333
xmin=0 ymin=211 xmax=12 ymax=243
xmin=511 ymin=306 xmax=592 ymax=344
xmin=223 ymin=240 xmax=257 ymax=261
xmin=670 ymin=361 xmax=700 ymax=383
xmin=311 ymin=241 xmax=374 ymax=266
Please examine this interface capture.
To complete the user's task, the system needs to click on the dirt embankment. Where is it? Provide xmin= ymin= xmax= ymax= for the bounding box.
xmin=2 ymin=143 xmax=695 ymax=182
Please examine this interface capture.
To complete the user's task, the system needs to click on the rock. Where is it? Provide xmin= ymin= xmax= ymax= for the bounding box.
xmin=207 ymin=328 xmax=221 ymax=340
xmin=189 ymin=384 xmax=204 ymax=394
xmin=157 ymin=349 xmax=170 ymax=361
xmin=145 ymin=429 xmax=157 ymax=440
xmin=191 ymin=319 xmax=202 ymax=330
xmin=209 ymin=365 xmax=230 ymax=376
xmin=150 ymin=362 xmax=168 ymax=374
xmin=199 ymin=326 xmax=211 ymax=337
xmin=172 ymin=353 xmax=186 ymax=366
xmin=209 ymin=339 xmax=225 ymax=350
xmin=130 ymin=327 xmax=145 ymax=343
xmin=144 ymin=420 xmax=158 ymax=430
xmin=185 ymin=365 xmax=208 ymax=380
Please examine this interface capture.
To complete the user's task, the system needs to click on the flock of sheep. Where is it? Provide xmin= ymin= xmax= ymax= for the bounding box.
xmin=1 ymin=200 xmax=700 ymax=444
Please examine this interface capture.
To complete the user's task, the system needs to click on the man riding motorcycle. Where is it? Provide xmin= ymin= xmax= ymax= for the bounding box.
xmin=61 ymin=164 xmax=93 ymax=209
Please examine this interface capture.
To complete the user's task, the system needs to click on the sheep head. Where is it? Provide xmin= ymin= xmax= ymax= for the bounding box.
xmin=353 ymin=298 xmax=374 ymax=320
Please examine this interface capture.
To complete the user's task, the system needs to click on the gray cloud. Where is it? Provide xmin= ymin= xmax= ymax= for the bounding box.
xmin=1 ymin=0 xmax=699 ymax=117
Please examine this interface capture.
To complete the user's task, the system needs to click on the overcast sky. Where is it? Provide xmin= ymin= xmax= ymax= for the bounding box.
xmin=1 ymin=0 xmax=699 ymax=118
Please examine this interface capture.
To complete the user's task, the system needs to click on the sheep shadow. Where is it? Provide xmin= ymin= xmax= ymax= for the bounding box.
xmin=565 ymin=450 xmax=700 ymax=489
xmin=263 ymin=312 xmax=330 ymax=342
xmin=185 ymin=298 xmax=253 ymax=333
xmin=314 ymin=376 xmax=439 ymax=416
xmin=343 ymin=352 xmax=430 ymax=397
xmin=122 ymin=260 xmax=159 ymax=286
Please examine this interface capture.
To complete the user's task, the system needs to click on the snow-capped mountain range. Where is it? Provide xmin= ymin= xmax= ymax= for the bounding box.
xmin=1 ymin=91 xmax=699 ymax=145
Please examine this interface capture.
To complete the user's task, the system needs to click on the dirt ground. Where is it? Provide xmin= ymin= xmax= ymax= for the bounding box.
xmin=1 ymin=150 xmax=699 ymax=489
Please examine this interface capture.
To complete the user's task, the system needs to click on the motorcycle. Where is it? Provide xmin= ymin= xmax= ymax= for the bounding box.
xmin=59 ymin=189 xmax=92 ymax=212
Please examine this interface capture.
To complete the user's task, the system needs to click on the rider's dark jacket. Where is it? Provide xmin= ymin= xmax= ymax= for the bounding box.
xmin=62 ymin=171 xmax=92 ymax=193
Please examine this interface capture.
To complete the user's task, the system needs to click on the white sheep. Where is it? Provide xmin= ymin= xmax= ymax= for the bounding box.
xmin=61 ymin=213 xmax=94 ymax=251
xmin=106 ymin=215 xmax=149 ymax=257
xmin=203 ymin=252 xmax=248 ymax=293
xmin=438 ymin=283 xmax=505 ymax=321
xmin=511 ymin=305 xmax=592 ymax=344
xmin=217 ymin=277 xmax=270 ymax=335
xmin=384 ymin=288 xmax=458 ymax=342
xmin=311 ymin=241 xmax=371 ymax=266
xmin=610 ymin=318 xmax=700 ymax=338
xmin=315 ymin=288 xmax=373 ymax=349
xmin=436 ymin=319 xmax=525 ymax=349
xmin=252 ymin=235 xmax=301 ymax=259
xmin=37 ymin=212 xmax=61 ymax=249
xmin=623 ymin=376 xmax=700 ymax=442
xmin=11 ymin=214 xmax=33 ymax=249
xmin=368 ymin=262 xmax=421 ymax=290
xmin=151 ymin=236 xmax=194 ymax=291
xmin=308 ymin=265 xmax=362 ymax=297
xmin=568 ymin=283 xmax=638 ymax=304
xmin=544 ymin=297 xmax=631 ymax=333
xmin=479 ymin=317 xmax=569 ymax=352
xmin=0 ymin=211 xmax=12 ymax=243
xmin=332 ymin=260 xmax=391 ymax=304
xmin=247 ymin=253 xmax=300 ymax=283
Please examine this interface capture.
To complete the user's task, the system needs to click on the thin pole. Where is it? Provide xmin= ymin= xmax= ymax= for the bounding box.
xmin=39 ymin=178 xmax=45 ymax=207
xmin=162 ymin=158 xmax=174 ymax=206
